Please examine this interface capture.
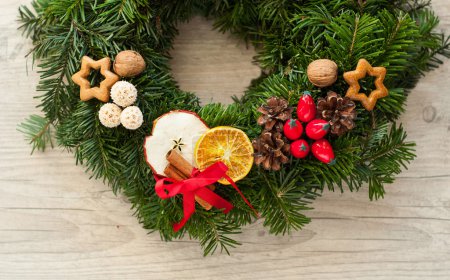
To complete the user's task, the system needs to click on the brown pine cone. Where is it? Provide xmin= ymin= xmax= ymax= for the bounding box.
xmin=317 ymin=91 xmax=357 ymax=136
xmin=252 ymin=131 xmax=290 ymax=171
xmin=257 ymin=97 xmax=294 ymax=132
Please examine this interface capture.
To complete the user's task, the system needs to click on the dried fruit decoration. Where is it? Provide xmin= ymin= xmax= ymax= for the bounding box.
xmin=144 ymin=111 xmax=209 ymax=175
xmin=194 ymin=126 xmax=254 ymax=184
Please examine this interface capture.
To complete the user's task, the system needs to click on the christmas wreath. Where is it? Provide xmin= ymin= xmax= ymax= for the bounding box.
xmin=18 ymin=0 xmax=449 ymax=255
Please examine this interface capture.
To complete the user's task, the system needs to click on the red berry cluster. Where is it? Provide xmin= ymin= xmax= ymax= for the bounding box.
xmin=283 ymin=91 xmax=336 ymax=165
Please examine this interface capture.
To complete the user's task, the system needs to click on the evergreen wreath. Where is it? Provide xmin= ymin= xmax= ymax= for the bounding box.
xmin=18 ymin=0 xmax=449 ymax=255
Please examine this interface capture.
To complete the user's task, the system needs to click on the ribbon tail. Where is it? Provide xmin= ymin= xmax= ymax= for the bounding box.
xmin=196 ymin=188 xmax=233 ymax=214
xmin=173 ymin=192 xmax=196 ymax=232
xmin=223 ymin=174 xmax=259 ymax=217
xmin=173 ymin=219 xmax=187 ymax=233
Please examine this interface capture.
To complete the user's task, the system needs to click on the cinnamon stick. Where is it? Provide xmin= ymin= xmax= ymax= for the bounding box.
xmin=164 ymin=150 xmax=215 ymax=210
xmin=166 ymin=150 xmax=194 ymax=177
xmin=163 ymin=164 xmax=185 ymax=181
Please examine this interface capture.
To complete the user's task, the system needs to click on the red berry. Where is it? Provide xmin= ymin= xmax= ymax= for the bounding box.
xmin=306 ymin=119 xmax=330 ymax=140
xmin=290 ymin=139 xmax=310 ymax=159
xmin=311 ymin=139 xmax=335 ymax=165
xmin=283 ymin=119 xmax=303 ymax=140
xmin=297 ymin=91 xmax=316 ymax=123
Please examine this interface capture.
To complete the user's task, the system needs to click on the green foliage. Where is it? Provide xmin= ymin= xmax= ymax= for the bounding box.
xmin=189 ymin=211 xmax=243 ymax=255
xmin=18 ymin=115 xmax=53 ymax=153
xmin=18 ymin=0 xmax=448 ymax=255
xmin=257 ymin=168 xmax=320 ymax=235
xmin=359 ymin=123 xmax=416 ymax=200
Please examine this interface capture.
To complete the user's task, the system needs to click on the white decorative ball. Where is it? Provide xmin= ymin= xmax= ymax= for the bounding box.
xmin=99 ymin=103 xmax=122 ymax=128
xmin=110 ymin=81 xmax=138 ymax=107
xmin=120 ymin=106 xmax=143 ymax=130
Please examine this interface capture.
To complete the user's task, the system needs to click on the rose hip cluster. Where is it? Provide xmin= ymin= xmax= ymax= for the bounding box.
xmin=283 ymin=91 xmax=336 ymax=165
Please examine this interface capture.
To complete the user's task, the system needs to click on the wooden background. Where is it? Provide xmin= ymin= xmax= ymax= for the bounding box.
xmin=1 ymin=0 xmax=450 ymax=279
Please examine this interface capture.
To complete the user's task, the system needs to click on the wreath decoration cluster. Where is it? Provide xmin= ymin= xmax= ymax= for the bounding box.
xmin=18 ymin=0 xmax=449 ymax=255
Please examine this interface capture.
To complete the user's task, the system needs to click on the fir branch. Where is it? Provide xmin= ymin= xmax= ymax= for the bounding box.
xmin=18 ymin=0 xmax=448 ymax=255
xmin=18 ymin=115 xmax=53 ymax=153
xmin=359 ymin=124 xmax=416 ymax=200
xmin=324 ymin=11 xmax=384 ymax=68
xmin=258 ymin=168 xmax=319 ymax=235
xmin=197 ymin=103 xmax=249 ymax=129
xmin=375 ymin=10 xmax=419 ymax=80
xmin=197 ymin=215 xmax=242 ymax=256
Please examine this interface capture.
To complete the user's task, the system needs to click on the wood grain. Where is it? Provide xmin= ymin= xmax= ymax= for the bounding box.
xmin=170 ymin=16 xmax=261 ymax=104
xmin=1 ymin=1 xmax=449 ymax=279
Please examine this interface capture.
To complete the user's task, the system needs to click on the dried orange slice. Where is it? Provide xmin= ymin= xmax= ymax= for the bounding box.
xmin=194 ymin=126 xmax=254 ymax=185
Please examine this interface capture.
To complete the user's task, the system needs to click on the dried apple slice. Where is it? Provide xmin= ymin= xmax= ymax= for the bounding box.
xmin=144 ymin=110 xmax=209 ymax=176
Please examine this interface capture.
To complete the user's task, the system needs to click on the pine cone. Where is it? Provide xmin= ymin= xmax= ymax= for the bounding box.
xmin=253 ymin=131 xmax=290 ymax=171
xmin=257 ymin=97 xmax=294 ymax=132
xmin=317 ymin=91 xmax=357 ymax=136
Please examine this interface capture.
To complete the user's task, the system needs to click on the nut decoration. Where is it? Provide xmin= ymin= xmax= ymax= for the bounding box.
xmin=343 ymin=59 xmax=388 ymax=111
xmin=114 ymin=50 xmax=146 ymax=77
xmin=71 ymin=56 xmax=119 ymax=102
xmin=307 ymin=59 xmax=338 ymax=88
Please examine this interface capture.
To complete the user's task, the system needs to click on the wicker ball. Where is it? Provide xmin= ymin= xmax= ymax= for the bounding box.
xmin=99 ymin=103 xmax=122 ymax=128
xmin=120 ymin=106 xmax=143 ymax=130
xmin=110 ymin=81 xmax=138 ymax=107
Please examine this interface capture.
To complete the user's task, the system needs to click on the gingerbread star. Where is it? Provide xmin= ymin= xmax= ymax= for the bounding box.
xmin=71 ymin=56 xmax=119 ymax=102
xmin=343 ymin=59 xmax=388 ymax=111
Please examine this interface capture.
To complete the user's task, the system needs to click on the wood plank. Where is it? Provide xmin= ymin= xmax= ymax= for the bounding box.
xmin=170 ymin=16 xmax=261 ymax=104
xmin=0 ymin=1 xmax=449 ymax=279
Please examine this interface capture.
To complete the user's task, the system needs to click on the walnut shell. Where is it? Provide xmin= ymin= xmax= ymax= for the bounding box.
xmin=307 ymin=59 xmax=338 ymax=88
xmin=113 ymin=50 xmax=146 ymax=77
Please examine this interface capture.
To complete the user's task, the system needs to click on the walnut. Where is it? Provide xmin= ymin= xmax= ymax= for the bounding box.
xmin=306 ymin=59 xmax=338 ymax=88
xmin=113 ymin=50 xmax=146 ymax=77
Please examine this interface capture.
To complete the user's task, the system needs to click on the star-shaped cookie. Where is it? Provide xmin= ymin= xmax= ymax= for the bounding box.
xmin=71 ymin=56 xmax=119 ymax=102
xmin=343 ymin=59 xmax=388 ymax=111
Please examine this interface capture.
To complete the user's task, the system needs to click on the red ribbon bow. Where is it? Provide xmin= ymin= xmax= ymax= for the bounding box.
xmin=155 ymin=161 xmax=257 ymax=232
